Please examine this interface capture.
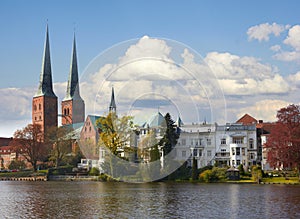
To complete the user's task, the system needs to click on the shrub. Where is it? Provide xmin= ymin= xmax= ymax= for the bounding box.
xmin=251 ymin=165 xmax=263 ymax=183
xmin=199 ymin=167 xmax=227 ymax=182
xmin=89 ymin=167 xmax=100 ymax=176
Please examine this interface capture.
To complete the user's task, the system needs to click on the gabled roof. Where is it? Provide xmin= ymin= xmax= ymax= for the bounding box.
xmin=87 ymin=115 xmax=102 ymax=129
xmin=236 ymin=114 xmax=257 ymax=125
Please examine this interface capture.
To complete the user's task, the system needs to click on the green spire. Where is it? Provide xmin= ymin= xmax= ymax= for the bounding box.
xmin=64 ymin=34 xmax=82 ymax=101
xmin=35 ymin=24 xmax=56 ymax=97
xmin=109 ymin=87 xmax=116 ymax=112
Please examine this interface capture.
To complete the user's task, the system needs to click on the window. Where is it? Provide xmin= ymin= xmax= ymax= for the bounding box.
xmin=34 ymin=105 xmax=37 ymax=111
xmin=236 ymin=160 xmax=241 ymax=166
xmin=232 ymin=148 xmax=235 ymax=155
xmin=193 ymin=149 xmax=198 ymax=157
xmin=242 ymin=148 xmax=245 ymax=156
xmin=221 ymin=149 xmax=227 ymax=157
xmin=236 ymin=147 xmax=240 ymax=156
xmin=207 ymin=150 xmax=211 ymax=157
xmin=233 ymin=137 xmax=243 ymax=144
xmin=182 ymin=150 xmax=186 ymax=158
xmin=221 ymin=138 xmax=226 ymax=145
xmin=190 ymin=139 xmax=193 ymax=145
xmin=250 ymin=153 xmax=255 ymax=160
xmin=199 ymin=150 xmax=202 ymax=157
xmin=207 ymin=138 xmax=211 ymax=145
xmin=232 ymin=160 xmax=235 ymax=166
xmin=67 ymin=108 xmax=70 ymax=115
xmin=182 ymin=139 xmax=186 ymax=145
xmin=39 ymin=104 xmax=41 ymax=110
xmin=89 ymin=126 xmax=92 ymax=132
xmin=249 ymin=138 xmax=254 ymax=149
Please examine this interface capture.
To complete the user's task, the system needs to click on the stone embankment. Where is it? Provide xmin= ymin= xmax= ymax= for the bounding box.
xmin=0 ymin=176 xmax=48 ymax=181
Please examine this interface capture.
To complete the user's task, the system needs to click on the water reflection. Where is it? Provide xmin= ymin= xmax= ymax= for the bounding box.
xmin=1 ymin=181 xmax=300 ymax=218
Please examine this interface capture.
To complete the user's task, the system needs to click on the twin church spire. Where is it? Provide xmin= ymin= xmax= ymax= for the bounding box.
xmin=33 ymin=24 xmax=85 ymax=130
xmin=33 ymin=24 xmax=117 ymax=131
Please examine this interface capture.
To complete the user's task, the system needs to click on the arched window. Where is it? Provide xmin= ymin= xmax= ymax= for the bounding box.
xmin=39 ymin=104 xmax=41 ymax=110
xmin=67 ymin=108 xmax=70 ymax=115
xmin=64 ymin=108 xmax=67 ymax=115
xmin=34 ymin=105 xmax=37 ymax=111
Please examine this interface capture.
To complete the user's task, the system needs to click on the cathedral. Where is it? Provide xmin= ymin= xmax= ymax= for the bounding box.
xmin=32 ymin=25 xmax=85 ymax=135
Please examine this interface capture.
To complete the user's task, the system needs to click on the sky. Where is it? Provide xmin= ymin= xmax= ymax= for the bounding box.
xmin=1 ymin=0 xmax=300 ymax=137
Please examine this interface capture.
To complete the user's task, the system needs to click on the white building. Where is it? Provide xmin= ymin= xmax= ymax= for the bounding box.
xmin=175 ymin=123 xmax=216 ymax=168
xmin=215 ymin=123 xmax=257 ymax=170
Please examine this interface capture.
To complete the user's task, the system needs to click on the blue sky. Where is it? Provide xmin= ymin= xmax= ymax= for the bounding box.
xmin=1 ymin=0 xmax=300 ymax=137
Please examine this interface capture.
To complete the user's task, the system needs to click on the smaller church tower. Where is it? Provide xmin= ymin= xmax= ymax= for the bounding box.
xmin=32 ymin=24 xmax=58 ymax=135
xmin=109 ymin=87 xmax=117 ymax=113
xmin=61 ymin=34 xmax=85 ymax=125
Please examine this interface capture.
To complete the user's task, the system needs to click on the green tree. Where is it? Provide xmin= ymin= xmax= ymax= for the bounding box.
xmin=13 ymin=124 xmax=50 ymax=171
xmin=158 ymin=113 xmax=180 ymax=156
xmin=46 ymin=126 xmax=74 ymax=168
xmin=238 ymin=164 xmax=245 ymax=176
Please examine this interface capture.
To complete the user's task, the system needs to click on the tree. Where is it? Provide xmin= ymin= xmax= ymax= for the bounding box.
xmin=46 ymin=126 xmax=73 ymax=168
xmin=8 ymin=160 xmax=26 ymax=170
xmin=96 ymin=112 xmax=135 ymax=177
xmin=158 ymin=113 xmax=180 ymax=156
xmin=265 ymin=104 xmax=300 ymax=177
xmin=13 ymin=124 xmax=50 ymax=171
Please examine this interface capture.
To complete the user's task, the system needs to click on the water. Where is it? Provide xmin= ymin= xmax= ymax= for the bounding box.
xmin=0 ymin=181 xmax=300 ymax=219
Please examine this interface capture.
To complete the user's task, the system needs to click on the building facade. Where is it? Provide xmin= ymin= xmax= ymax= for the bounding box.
xmin=215 ymin=123 xmax=257 ymax=170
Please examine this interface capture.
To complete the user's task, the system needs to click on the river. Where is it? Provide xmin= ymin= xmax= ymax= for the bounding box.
xmin=0 ymin=181 xmax=300 ymax=218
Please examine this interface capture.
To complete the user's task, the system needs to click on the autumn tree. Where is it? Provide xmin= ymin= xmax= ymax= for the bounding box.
xmin=13 ymin=124 xmax=50 ymax=171
xmin=265 ymin=104 xmax=300 ymax=176
xmin=96 ymin=112 xmax=135 ymax=177
xmin=46 ymin=126 xmax=74 ymax=168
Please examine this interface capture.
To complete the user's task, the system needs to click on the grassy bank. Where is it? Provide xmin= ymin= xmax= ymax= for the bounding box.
xmin=261 ymin=177 xmax=299 ymax=184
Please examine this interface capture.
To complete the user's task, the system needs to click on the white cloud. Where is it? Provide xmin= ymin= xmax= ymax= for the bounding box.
xmin=287 ymin=71 xmax=300 ymax=89
xmin=0 ymin=82 xmax=67 ymax=137
xmin=283 ymin=25 xmax=300 ymax=51
xmin=237 ymin=99 xmax=291 ymax=122
xmin=271 ymin=25 xmax=300 ymax=62
xmin=204 ymin=52 xmax=289 ymax=95
xmin=247 ymin=23 xmax=289 ymax=42
xmin=270 ymin=44 xmax=281 ymax=52
xmin=273 ymin=50 xmax=300 ymax=62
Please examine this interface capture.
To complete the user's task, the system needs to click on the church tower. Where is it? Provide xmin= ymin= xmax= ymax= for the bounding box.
xmin=109 ymin=87 xmax=116 ymax=113
xmin=61 ymin=34 xmax=85 ymax=125
xmin=32 ymin=25 xmax=58 ymax=135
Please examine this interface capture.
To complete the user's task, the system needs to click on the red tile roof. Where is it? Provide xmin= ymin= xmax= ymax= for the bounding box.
xmin=236 ymin=114 xmax=258 ymax=125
